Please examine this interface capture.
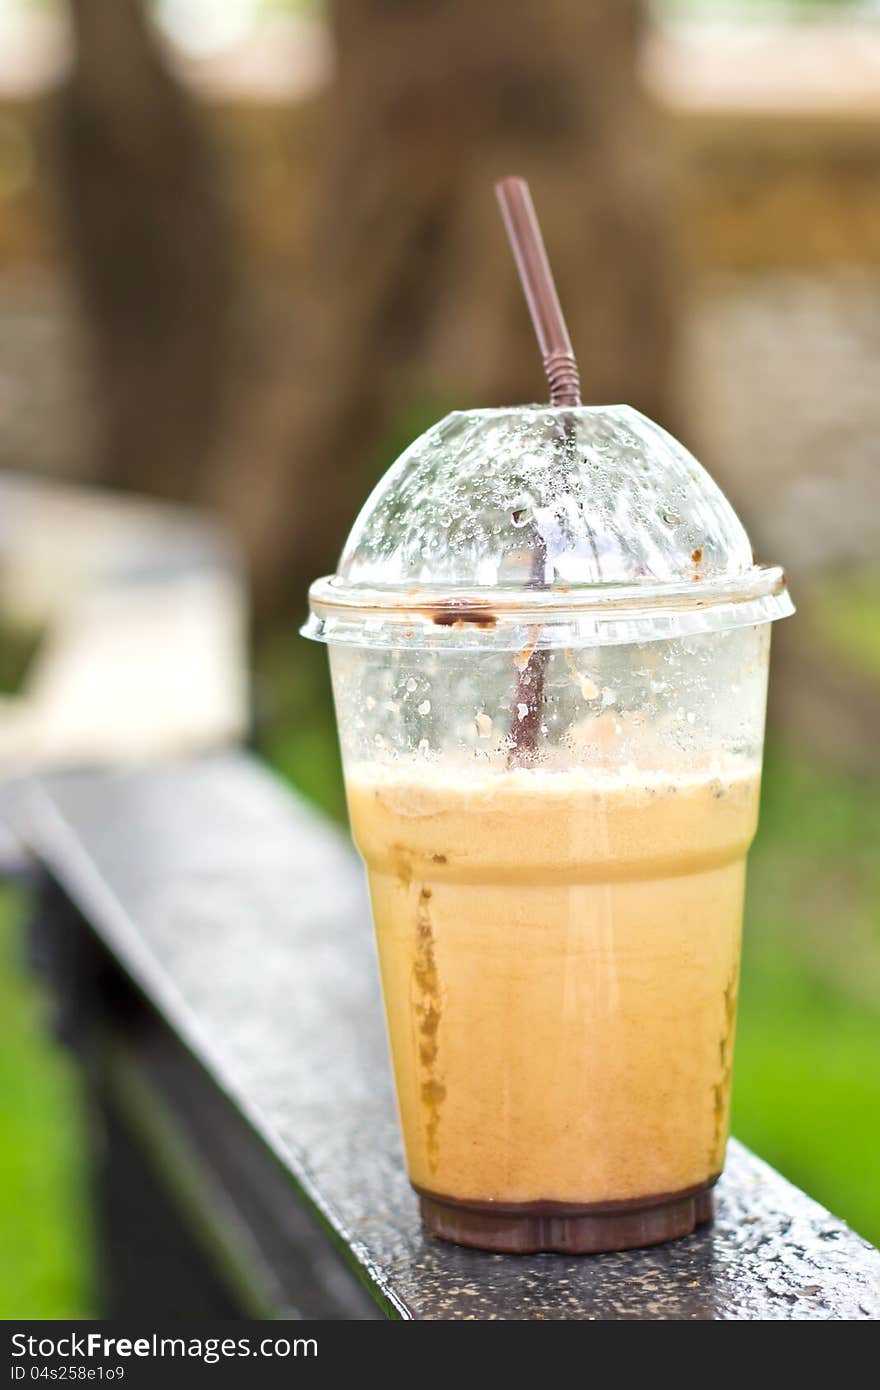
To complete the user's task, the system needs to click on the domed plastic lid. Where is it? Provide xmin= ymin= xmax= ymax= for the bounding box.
xmin=304 ymin=405 xmax=793 ymax=650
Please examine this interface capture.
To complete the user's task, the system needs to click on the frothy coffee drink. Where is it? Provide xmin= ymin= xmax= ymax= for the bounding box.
xmin=347 ymin=759 xmax=760 ymax=1246
xmin=307 ymin=392 xmax=791 ymax=1253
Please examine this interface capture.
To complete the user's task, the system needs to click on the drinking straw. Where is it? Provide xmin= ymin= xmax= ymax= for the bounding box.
xmin=495 ymin=176 xmax=582 ymax=758
xmin=495 ymin=177 xmax=582 ymax=407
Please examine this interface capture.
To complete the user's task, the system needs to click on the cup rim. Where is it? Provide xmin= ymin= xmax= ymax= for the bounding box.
xmin=302 ymin=564 xmax=794 ymax=651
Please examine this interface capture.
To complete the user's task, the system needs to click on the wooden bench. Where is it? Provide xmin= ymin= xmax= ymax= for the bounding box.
xmin=0 ymin=473 xmax=247 ymax=782
xmin=16 ymin=751 xmax=880 ymax=1321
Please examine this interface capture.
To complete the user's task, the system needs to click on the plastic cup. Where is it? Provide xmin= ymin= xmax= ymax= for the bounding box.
xmin=303 ymin=405 xmax=793 ymax=1254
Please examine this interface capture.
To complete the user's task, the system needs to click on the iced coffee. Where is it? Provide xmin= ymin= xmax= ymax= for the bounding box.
xmin=347 ymin=756 xmax=758 ymax=1248
xmin=305 ymin=399 xmax=791 ymax=1253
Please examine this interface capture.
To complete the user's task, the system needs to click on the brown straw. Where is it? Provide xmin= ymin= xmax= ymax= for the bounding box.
xmin=495 ymin=177 xmax=582 ymax=760
xmin=495 ymin=177 xmax=581 ymax=406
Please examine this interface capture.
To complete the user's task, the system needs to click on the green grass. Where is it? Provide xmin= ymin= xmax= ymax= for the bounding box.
xmin=254 ymin=633 xmax=347 ymax=823
xmin=733 ymin=961 xmax=880 ymax=1243
xmin=732 ymin=745 xmax=880 ymax=1244
xmin=0 ymin=618 xmax=43 ymax=696
xmin=809 ymin=572 xmax=880 ymax=684
xmin=0 ymin=886 xmax=94 ymax=1318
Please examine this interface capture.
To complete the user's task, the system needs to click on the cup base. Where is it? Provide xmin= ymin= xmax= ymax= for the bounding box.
xmin=415 ymin=1178 xmax=717 ymax=1255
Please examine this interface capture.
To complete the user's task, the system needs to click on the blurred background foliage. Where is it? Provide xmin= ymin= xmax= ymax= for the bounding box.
xmin=0 ymin=0 xmax=878 ymax=1316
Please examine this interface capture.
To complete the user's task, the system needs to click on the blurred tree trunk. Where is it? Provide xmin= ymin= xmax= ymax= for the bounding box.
xmin=56 ymin=0 xmax=233 ymax=500
xmin=53 ymin=0 xmax=678 ymax=618
xmin=215 ymin=0 xmax=680 ymax=618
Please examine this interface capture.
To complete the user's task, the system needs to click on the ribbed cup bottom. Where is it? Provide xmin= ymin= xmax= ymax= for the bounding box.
xmin=415 ymin=1178 xmax=717 ymax=1255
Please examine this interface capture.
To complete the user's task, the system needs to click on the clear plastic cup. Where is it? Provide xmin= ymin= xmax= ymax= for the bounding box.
xmin=303 ymin=405 xmax=793 ymax=1254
